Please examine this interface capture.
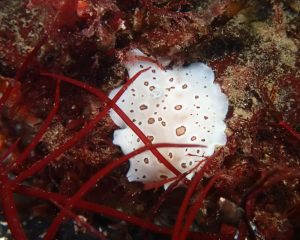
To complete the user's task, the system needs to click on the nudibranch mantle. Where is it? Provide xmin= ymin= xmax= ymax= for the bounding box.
xmin=109 ymin=49 xmax=228 ymax=186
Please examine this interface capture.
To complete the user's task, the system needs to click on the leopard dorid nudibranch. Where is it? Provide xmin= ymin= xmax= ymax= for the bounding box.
xmin=109 ymin=49 xmax=228 ymax=186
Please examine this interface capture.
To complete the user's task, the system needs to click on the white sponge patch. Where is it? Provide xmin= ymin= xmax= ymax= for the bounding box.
xmin=109 ymin=49 xmax=228 ymax=184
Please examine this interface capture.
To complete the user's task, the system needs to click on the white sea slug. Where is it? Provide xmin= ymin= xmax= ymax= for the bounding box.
xmin=109 ymin=49 xmax=228 ymax=186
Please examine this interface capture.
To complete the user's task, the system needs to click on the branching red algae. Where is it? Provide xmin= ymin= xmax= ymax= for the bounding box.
xmin=0 ymin=0 xmax=300 ymax=239
xmin=0 ymin=164 xmax=27 ymax=239
xmin=1 ymin=57 xmax=203 ymax=239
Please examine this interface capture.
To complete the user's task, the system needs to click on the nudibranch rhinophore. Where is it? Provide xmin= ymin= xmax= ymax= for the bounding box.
xmin=109 ymin=49 xmax=228 ymax=187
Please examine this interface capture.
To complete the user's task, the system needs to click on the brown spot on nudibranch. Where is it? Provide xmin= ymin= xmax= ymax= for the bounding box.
xmin=147 ymin=135 xmax=154 ymax=142
xmin=149 ymin=86 xmax=155 ymax=91
xmin=144 ymin=158 xmax=149 ymax=164
xmin=148 ymin=117 xmax=155 ymax=124
xmin=176 ymin=126 xmax=186 ymax=136
xmin=139 ymin=104 xmax=148 ymax=110
xmin=174 ymin=105 xmax=182 ymax=110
